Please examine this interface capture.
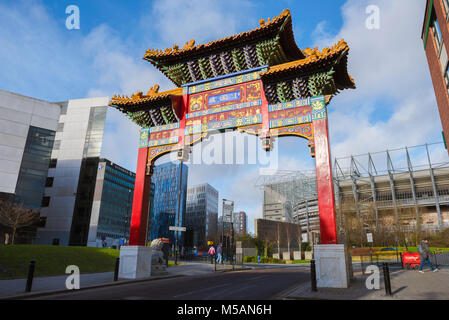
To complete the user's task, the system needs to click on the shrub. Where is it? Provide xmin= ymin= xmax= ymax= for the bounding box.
xmin=301 ymin=242 xmax=311 ymax=252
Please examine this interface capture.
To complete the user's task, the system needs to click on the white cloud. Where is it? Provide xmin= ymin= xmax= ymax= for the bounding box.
xmin=313 ymin=0 xmax=446 ymax=162
xmin=146 ymin=0 xmax=257 ymax=46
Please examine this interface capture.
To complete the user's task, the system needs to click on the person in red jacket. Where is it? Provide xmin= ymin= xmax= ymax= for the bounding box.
xmin=208 ymin=245 xmax=216 ymax=264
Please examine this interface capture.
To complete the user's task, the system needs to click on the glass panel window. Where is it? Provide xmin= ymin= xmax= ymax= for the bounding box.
xmin=433 ymin=16 xmax=443 ymax=52
xmin=60 ymin=103 xmax=68 ymax=115
xmin=57 ymin=123 xmax=64 ymax=132
xmin=444 ymin=0 xmax=449 ymax=16
xmin=49 ymin=158 xmax=57 ymax=168
xmin=15 ymin=126 xmax=55 ymax=208
xmin=45 ymin=177 xmax=54 ymax=187
xmin=41 ymin=196 xmax=50 ymax=207
xmin=53 ymin=140 xmax=61 ymax=150
xmin=444 ymin=62 xmax=449 ymax=94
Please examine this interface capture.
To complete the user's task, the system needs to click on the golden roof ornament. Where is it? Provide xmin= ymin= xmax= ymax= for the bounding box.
xmin=182 ymin=39 xmax=195 ymax=50
xmin=147 ymin=84 xmax=160 ymax=95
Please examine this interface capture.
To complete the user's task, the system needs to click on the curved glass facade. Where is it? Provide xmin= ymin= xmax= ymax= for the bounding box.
xmin=147 ymin=162 xmax=188 ymax=247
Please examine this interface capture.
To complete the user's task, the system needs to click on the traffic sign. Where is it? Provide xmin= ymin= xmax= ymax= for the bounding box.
xmin=169 ymin=226 xmax=186 ymax=232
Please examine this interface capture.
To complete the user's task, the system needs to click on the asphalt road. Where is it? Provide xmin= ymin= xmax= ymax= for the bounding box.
xmin=29 ymin=268 xmax=309 ymax=300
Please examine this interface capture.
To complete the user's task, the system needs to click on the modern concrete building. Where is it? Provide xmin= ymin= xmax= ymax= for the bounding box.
xmin=147 ymin=162 xmax=188 ymax=247
xmin=185 ymin=183 xmax=219 ymax=248
xmin=292 ymin=198 xmax=320 ymax=243
xmin=0 ymin=90 xmax=146 ymax=246
xmin=422 ymin=0 xmax=449 ymax=155
xmin=0 ymin=90 xmax=60 ymax=207
xmin=36 ymin=96 xmax=110 ymax=246
xmin=0 ymin=90 xmax=60 ymax=243
xmin=263 ymin=186 xmax=294 ymax=222
xmin=87 ymin=159 xmax=135 ymax=248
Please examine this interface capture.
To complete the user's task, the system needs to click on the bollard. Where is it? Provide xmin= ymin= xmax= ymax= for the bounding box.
xmin=382 ymin=262 xmax=392 ymax=296
xmin=25 ymin=260 xmax=36 ymax=292
xmin=361 ymin=256 xmax=364 ymax=275
xmin=400 ymin=253 xmax=403 ymax=269
xmin=214 ymin=254 xmax=217 ymax=272
xmin=114 ymin=258 xmax=120 ymax=281
xmin=310 ymin=259 xmax=317 ymax=292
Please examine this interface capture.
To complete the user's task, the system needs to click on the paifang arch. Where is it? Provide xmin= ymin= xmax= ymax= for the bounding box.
xmin=110 ymin=9 xmax=355 ymax=247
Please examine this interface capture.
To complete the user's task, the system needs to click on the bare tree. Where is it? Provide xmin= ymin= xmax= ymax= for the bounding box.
xmin=295 ymin=224 xmax=302 ymax=251
xmin=0 ymin=200 xmax=40 ymax=244
xmin=284 ymin=223 xmax=291 ymax=253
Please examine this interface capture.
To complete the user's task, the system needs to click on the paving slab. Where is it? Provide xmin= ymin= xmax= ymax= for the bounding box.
xmin=284 ymin=266 xmax=449 ymax=300
xmin=0 ymin=261 xmax=228 ymax=299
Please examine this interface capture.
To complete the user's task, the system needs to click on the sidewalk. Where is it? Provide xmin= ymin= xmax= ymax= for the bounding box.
xmin=284 ymin=266 xmax=449 ymax=300
xmin=0 ymin=261 xmax=225 ymax=299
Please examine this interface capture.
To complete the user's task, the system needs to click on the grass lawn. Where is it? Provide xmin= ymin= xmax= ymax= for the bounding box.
xmin=291 ymin=260 xmax=309 ymax=264
xmin=0 ymin=245 xmax=121 ymax=280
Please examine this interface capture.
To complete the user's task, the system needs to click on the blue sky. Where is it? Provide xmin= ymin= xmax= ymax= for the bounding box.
xmin=0 ymin=0 xmax=447 ymax=234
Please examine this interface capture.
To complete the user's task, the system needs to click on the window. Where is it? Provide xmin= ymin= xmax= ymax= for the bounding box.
xmin=49 ymin=159 xmax=57 ymax=168
xmin=444 ymin=63 xmax=449 ymax=95
xmin=45 ymin=177 xmax=54 ymax=187
xmin=41 ymin=196 xmax=50 ymax=207
xmin=56 ymin=123 xmax=64 ymax=132
xmin=432 ymin=16 xmax=443 ymax=52
xmin=60 ymin=103 xmax=68 ymax=115
xmin=53 ymin=140 xmax=61 ymax=150
xmin=443 ymin=0 xmax=449 ymax=16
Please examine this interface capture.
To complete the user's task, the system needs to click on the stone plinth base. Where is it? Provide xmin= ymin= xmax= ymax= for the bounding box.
xmin=313 ymin=244 xmax=349 ymax=288
xmin=293 ymin=251 xmax=302 ymax=260
xmin=119 ymin=246 xmax=152 ymax=279
xmin=282 ymin=251 xmax=291 ymax=261
xmin=305 ymin=251 xmax=313 ymax=260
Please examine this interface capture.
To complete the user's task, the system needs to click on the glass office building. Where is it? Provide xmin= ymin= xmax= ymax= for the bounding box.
xmin=15 ymin=126 xmax=56 ymax=209
xmin=186 ymin=183 xmax=219 ymax=248
xmin=87 ymin=159 xmax=135 ymax=247
xmin=147 ymin=162 xmax=188 ymax=247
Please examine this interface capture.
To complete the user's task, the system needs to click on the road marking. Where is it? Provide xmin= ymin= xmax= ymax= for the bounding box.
xmin=201 ymin=284 xmax=258 ymax=300
xmin=247 ymin=276 xmax=269 ymax=281
xmin=172 ymin=283 xmax=230 ymax=298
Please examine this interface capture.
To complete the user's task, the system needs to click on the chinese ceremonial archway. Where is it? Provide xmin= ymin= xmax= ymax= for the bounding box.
xmin=110 ymin=9 xmax=355 ymax=246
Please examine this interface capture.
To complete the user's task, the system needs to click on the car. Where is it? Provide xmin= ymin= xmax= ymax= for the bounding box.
xmin=380 ymin=247 xmax=397 ymax=251
xmin=374 ymin=247 xmax=403 ymax=255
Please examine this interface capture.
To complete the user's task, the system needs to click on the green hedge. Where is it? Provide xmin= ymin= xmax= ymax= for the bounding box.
xmin=0 ymin=245 xmax=120 ymax=279
xmin=243 ymin=256 xmax=286 ymax=264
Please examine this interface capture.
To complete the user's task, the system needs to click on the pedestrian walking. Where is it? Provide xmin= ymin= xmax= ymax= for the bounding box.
xmin=418 ymin=238 xmax=438 ymax=273
xmin=216 ymin=243 xmax=223 ymax=264
xmin=208 ymin=245 xmax=216 ymax=264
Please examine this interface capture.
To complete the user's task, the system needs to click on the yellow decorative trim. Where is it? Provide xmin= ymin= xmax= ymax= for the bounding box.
xmin=273 ymin=129 xmax=312 ymax=141
xmin=110 ymin=86 xmax=182 ymax=106
xmin=143 ymin=9 xmax=291 ymax=60
xmin=261 ymin=39 xmax=353 ymax=82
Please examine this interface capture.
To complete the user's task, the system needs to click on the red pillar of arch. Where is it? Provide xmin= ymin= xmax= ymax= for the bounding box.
xmin=312 ymin=99 xmax=338 ymax=245
xmin=128 ymin=146 xmax=152 ymax=246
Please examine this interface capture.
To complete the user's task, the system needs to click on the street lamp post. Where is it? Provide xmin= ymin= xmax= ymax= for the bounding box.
xmin=175 ymin=161 xmax=183 ymax=266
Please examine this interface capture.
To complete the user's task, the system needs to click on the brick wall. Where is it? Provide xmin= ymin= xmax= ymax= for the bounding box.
xmin=423 ymin=0 xmax=449 ymax=153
